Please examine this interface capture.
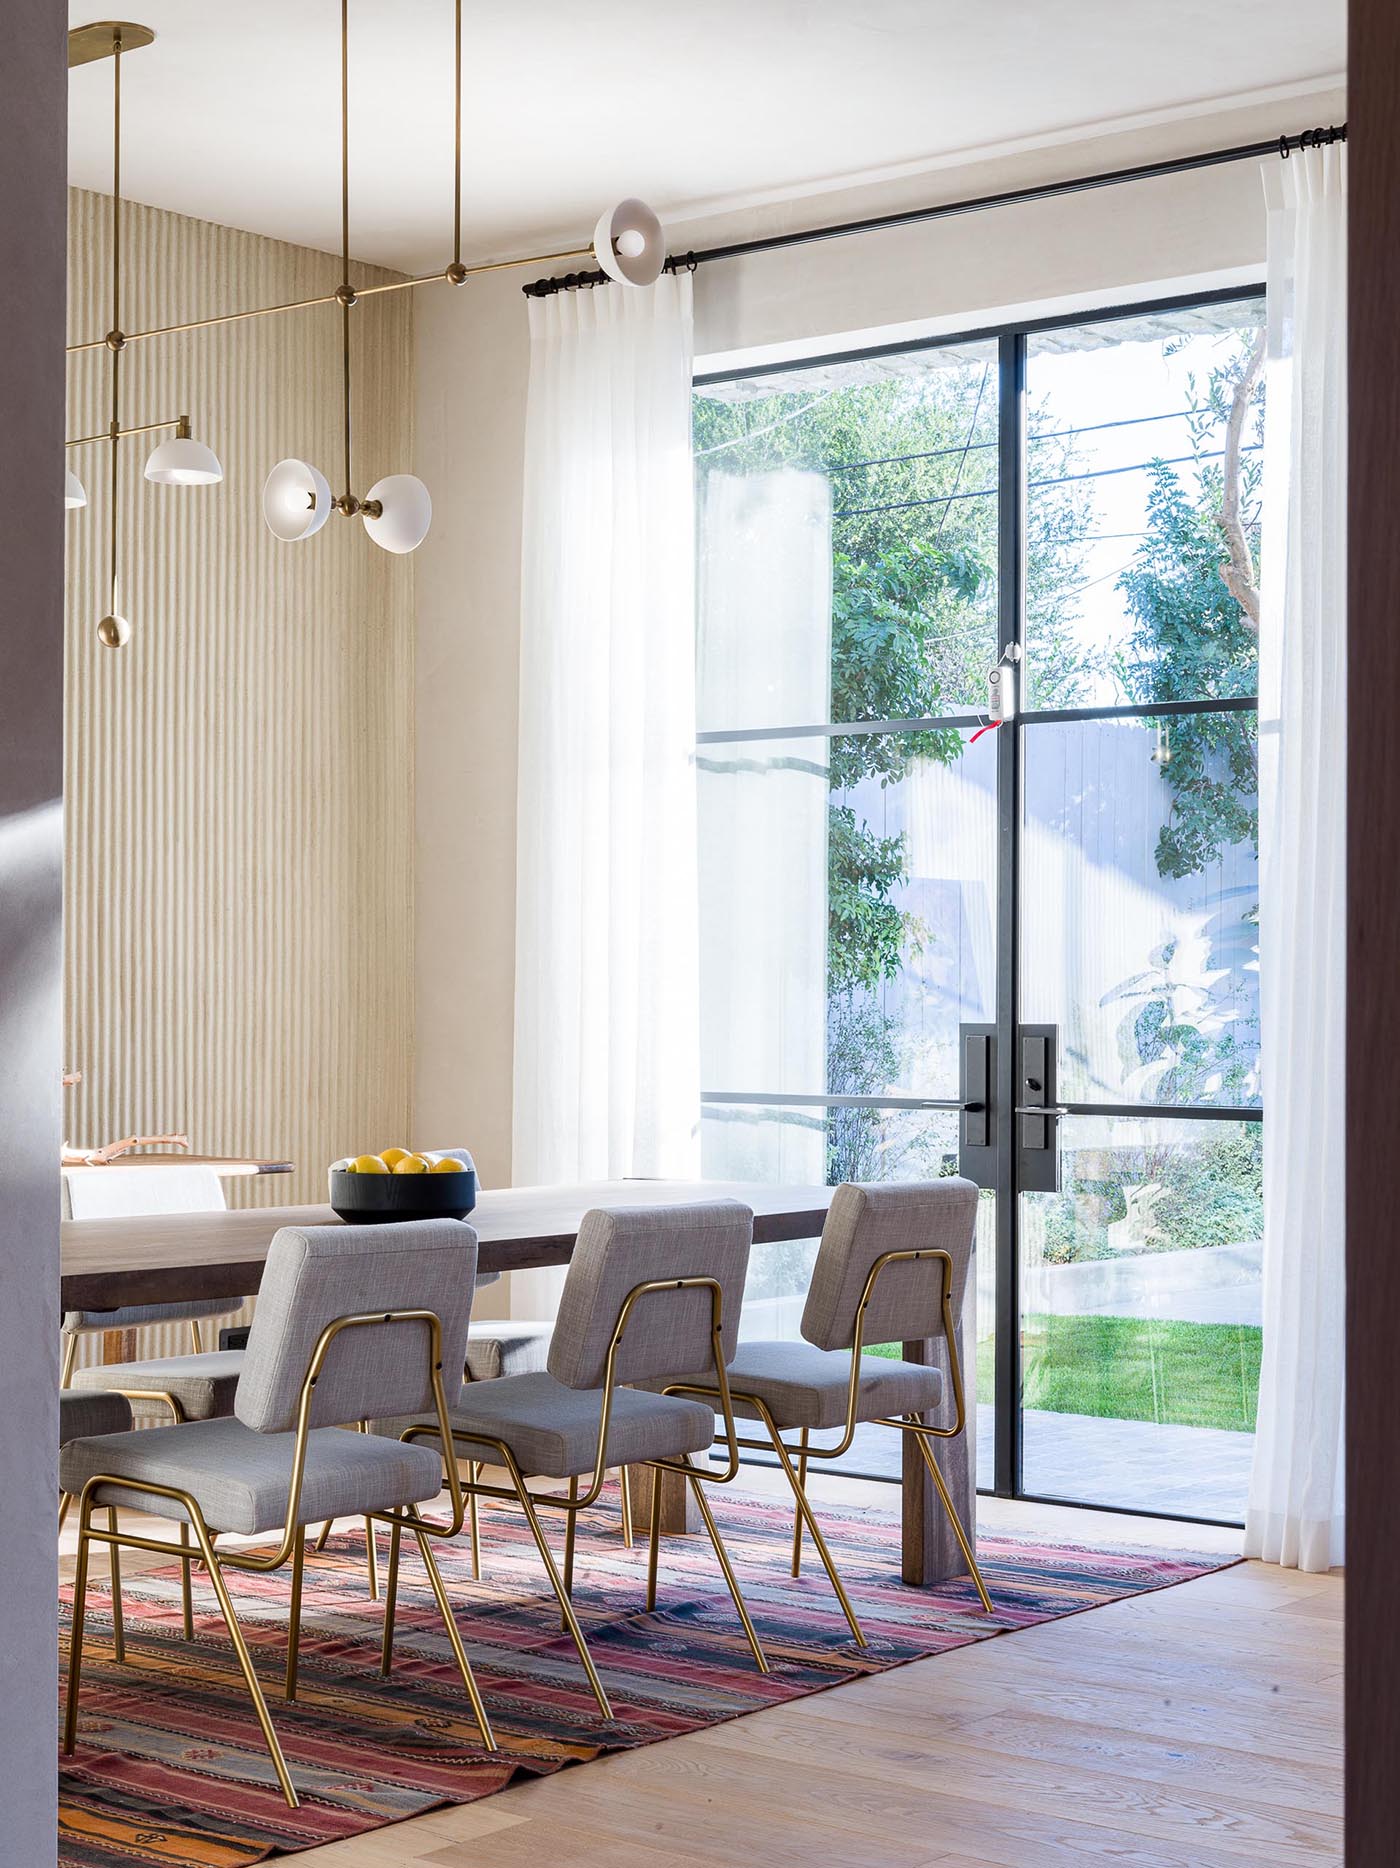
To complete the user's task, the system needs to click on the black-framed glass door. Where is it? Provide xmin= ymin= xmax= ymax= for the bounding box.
xmin=692 ymin=286 xmax=1264 ymax=1525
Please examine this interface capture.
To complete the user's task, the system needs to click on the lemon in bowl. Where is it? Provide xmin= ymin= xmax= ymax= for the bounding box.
xmin=329 ymin=1147 xmax=477 ymax=1223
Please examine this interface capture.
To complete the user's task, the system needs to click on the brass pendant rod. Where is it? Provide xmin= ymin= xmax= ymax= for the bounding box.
xmin=64 ymin=246 xmax=595 ymax=355
xmin=337 ymin=0 xmax=358 ymax=508
xmin=108 ymin=25 xmax=123 ymax=620
xmin=63 ymin=0 xmax=589 ymax=360
xmin=453 ymin=0 xmax=462 ymax=270
xmin=67 ymin=413 xmax=186 ymax=449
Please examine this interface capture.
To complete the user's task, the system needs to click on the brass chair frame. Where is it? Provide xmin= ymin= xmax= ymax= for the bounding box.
xmin=666 ymin=1245 xmax=994 ymax=1645
xmin=63 ymin=1306 xmax=493 ymax=1809
xmin=394 ymin=1273 xmax=766 ymax=1722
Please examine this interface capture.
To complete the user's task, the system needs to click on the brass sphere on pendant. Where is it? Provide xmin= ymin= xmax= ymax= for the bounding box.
xmin=97 ymin=613 xmax=131 ymax=649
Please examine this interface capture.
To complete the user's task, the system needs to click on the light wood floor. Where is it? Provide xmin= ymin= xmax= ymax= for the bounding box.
xmin=61 ymin=1473 xmax=1343 ymax=1868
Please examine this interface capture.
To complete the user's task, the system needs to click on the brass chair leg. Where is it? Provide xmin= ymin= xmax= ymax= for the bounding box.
xmin=680 ymin=1457 xmax=769 ymax=1674
xmin=363 ymin=1518 xmax=380 ymax=1599
xmin=412 ymin=1526 xmax=496 ymax=1750
xmin=313 ymin=1516 xmax=334 ymax=1552
xmin=619 ymin=1467 xmax=635 ymax=1548
xmin=58 ymin=1491 xmax=72 ymax=1534
xmin=561 ymin=1474 xmax=579 ymax=1624
xmin=180 ymin=1520 xmax=195 ymax=1640
xmin=380 ymin=1514 xmax=403 ymax=1677
xmin=192 ymin=1515 xmax=300 ymax=1807
xmin=468 ymin=1461 xmax=482 ymax=1581
xmin=188 ymin=1320 xmax=202 ymax=1355
xmin=507 ymin=1464 xmax=612 ymax=1719
xmin=285 ymin=1534 xmax=305 ymax=1700
xmin=62 ymin=1500 xmax=93 ymax=1753
xmin=755 ymin=1405 xmax=866 ymax=1647
xmin=791 ymin=1428 xmax=810 ymax=1577
xmin=645 ymin=1463 xmax=663 ymax=1611
xmin=909 ymin=1420 xmax=993 ymax=1614
xmin=107 ymin=1505 xmax=125 ymax=1664
xmin=60 ymin=1334 xmax=79 ymax=1388
xmin=357 ymin=1423 xmax=380 ymax=1599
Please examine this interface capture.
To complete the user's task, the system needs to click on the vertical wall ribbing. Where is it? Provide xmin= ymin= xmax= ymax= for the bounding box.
xmin=64 ymin=188 xmax=416 ymax=1369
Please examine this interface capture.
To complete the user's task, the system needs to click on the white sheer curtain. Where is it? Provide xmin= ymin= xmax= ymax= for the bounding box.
xmin=511 ymin=274 xmax=700 ymax=1311
xmin=1245 ymin=144 xmax=1347 ymax=1572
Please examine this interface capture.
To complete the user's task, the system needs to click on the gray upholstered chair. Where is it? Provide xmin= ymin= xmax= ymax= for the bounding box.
xmin=59 ymin=1390 xmax=136 ymax=1656
xmin=60 ymin=1219 xmax=492 ymax=1809
xmin=660 ymin=1180 xmax=993 ymax=1643
xmin=61 ymin=1166 xmax=248 ymax=1421
xmin=438 ymin=1150 xmax=634 ymax=1555
xmin=373 ymin=1198 xmax=759 ymax=1719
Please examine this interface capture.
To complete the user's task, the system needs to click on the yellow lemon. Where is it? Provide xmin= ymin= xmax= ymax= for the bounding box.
xmin=393 ymin=1153 xmax=430 ymax=1174
xmin=351 ymin=1154 xmax=390 ymax=1174
xmin=429 ymin=1155 xmax=462 ymax=1174
xmin=379 ymin=1147 xmax=411 ymax=1169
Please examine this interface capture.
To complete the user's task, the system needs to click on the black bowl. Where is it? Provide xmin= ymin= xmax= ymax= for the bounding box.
xmin=329 ymin=1166 xmax=478 ymax=1225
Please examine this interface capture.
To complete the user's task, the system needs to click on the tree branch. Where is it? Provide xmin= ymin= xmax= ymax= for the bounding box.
xmin=1218 ymin=329 xmax=1266 ymax=632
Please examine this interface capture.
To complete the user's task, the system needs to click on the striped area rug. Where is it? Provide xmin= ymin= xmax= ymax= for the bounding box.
xmin=58 ymin=1486 xmax=1235 ymax=1864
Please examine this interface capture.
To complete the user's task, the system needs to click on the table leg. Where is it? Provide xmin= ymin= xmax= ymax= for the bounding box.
xmin=626 ymin=1463 xmax=699 ymax=1535
xmin=901 ymin=1328 xmax=976 ymax=1586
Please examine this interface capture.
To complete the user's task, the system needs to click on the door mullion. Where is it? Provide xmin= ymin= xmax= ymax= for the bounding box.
xmin=992 ymin=330 xmax=1026 ymax=1499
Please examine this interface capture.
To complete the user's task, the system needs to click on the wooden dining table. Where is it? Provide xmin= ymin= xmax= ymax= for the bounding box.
xmin=59 ymin=1177 xmax=976 ymax=1588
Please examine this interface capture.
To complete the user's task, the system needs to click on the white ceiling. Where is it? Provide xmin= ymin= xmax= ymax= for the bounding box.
xmin=67 ymin=1 xmax=1345 ymax=275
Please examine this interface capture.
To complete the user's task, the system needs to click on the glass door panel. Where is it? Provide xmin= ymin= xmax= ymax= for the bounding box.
xmin=1019 ymin=711 xmax=1261 ymax=1108
xmin=692 ymin=291 xmax=1266 ymax=1524
xmin=1020 ymin=1114 xmax=1261 ymax=1518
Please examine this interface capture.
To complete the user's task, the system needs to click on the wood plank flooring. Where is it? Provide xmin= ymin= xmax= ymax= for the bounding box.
xmin=60 ymin=1474 xmax=1343 ymax=1868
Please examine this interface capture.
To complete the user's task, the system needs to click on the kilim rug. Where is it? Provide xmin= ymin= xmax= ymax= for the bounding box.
xmin=58 ymin=1485 xmax=1237 ymax=1865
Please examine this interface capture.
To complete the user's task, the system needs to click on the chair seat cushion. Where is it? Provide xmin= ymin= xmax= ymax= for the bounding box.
xmin=60 ymin=1389 xmax=133 ymax=1445
xmin=372 ymin=1370 xmax=715 ymax=1479
xmin=67 ymin=1350 xmax=246 ymax=1421
xmin=702 ymin=1340 xmax=943 ymax=1431
xmin=58 ymin=1415 xmax=444 ymax=1536
xmin=465 ymin=1319 xmax=553 ymax=1382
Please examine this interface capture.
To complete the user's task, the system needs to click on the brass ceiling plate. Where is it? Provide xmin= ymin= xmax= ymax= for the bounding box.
xmin=68 ymin=21 xmax=156 ymax=68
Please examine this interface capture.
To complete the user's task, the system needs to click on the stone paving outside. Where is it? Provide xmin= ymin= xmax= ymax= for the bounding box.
xmin=745 ymin=1405 xmax=1252 ymax=1523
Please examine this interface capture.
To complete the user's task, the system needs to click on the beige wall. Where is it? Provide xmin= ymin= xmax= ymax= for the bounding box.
xmin=412 ymin=88 xmax=1341 ymax=1199
xmin=65 ymin=189 xmax=417 ymax=1225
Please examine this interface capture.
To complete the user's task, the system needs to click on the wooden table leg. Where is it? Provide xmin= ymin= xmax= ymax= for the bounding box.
xmin=901 ymin=1324 xmax=976 ymax=1587
xmin=626 ymin=1463 xmax=700 ymax=1534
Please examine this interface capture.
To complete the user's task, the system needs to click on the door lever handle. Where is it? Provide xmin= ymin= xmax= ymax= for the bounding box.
xmin=1015 ymin=1105 xmax=1069 ymax=1118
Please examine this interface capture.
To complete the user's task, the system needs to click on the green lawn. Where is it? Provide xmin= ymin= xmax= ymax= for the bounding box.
xmin=874 ymin=1313 xmax=1262 ymax=1434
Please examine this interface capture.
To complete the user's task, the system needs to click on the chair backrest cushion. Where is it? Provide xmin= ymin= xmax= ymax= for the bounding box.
xmin=61 ymin=1166 xmax=239 ymax=1332
xmin=62 ymin=1296 xmax=241 ymax=1334
xmin=801 ymin=1180 xmax=979 ymax=1352
xmin=62 ymin=1164 xmax=228 ymax=1220
xmin=235 ymin=1219 xmax=478 ymax=1433
xmin=548 ymin=1200 xmax=753 ymax=1391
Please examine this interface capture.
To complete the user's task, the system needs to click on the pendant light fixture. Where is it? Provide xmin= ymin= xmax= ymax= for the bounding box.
xmin=66 ymin=21 xmax=224 ymax=648
xmin=67 ymin=8 xmax=670 ymax=612
xmin=262 ymin=0 xmax=433 ymax=554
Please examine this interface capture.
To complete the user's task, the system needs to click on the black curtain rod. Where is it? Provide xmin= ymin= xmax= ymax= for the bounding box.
xmin=523 ymin=121 xmax=1346 ymax=298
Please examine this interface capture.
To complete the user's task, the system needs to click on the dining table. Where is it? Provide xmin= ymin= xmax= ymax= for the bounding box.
xmin=59 ymin=1176 xmax=977 ymax=1587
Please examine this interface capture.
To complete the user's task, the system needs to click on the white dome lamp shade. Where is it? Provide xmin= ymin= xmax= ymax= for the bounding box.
xmin=262 ymin=457 xmax=332 ymax=542
xmin=362 ymin=473 xmax=432 ymax=554
xmin=593 ymin=198 xmax=666 ymax=287
xmin=144 ymin=420 xmax=224 ymax=486
xmin=65 ymin=469 xmax=88 ymax=511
